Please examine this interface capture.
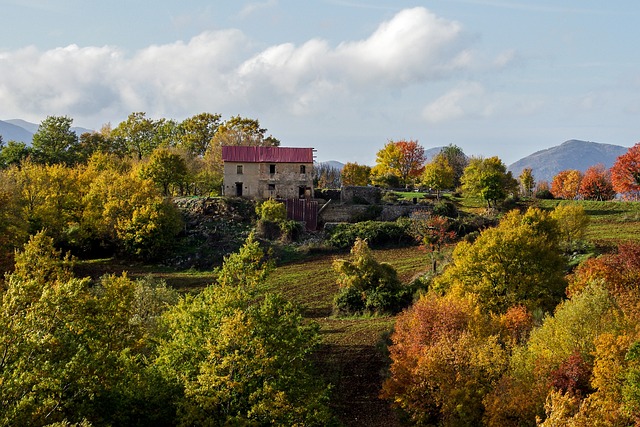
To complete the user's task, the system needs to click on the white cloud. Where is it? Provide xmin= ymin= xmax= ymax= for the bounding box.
xmin=0 ymin=7 xmax=474 ymax=126
xmin=422 ymin=82 xmax=488 ymax=123
xmin=239 ymin=0 xmax=278 ymax=18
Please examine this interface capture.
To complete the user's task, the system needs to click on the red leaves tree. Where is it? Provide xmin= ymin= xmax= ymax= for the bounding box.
xmin=578 ymin=164 xmax=615 ymax=201
xmin=611 ymin=143 xmax=640 ymax=200
xmin=372 ymin=139 xmax=426 ymax=187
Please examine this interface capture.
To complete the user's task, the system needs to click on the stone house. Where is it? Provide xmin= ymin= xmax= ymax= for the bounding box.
xmin=221 ymin=146 xmax=314 ymax=199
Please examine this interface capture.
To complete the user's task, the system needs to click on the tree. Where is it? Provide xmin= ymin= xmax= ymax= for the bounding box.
xmin=313 ymin=162 xmax=341 ymax=188
xmin=153 ymin=235 xmax=332 ymax=426
xmin=77 ymin=130 xmax=127 ymax=160
xmin=381 ymin=292 xmax=507 ymax=426
xmin=0 ymin=172 xmax=27 ymax=272
xmin=372 ymin=139 xmax=426 ymax=188
xmin=211 ymin=115 xmax=280 ymax=148
xmin=31 ymin=115 xmax=80 ymax=165
xmin=551 ymin=169 xmax=582 ymax=200
xmin=341 ymin=162 xmax=371 ymax=186
xmin=0 ymin=140 xmax=31 ymax=168
xmin=550 ymin=203 xmax=590 ymax=248
xmin=439 ymin=144 xmax=468 ymax=188
xmin=434 ymin=207 xmax=566 ymax=314
xmin=333 ymin=238 xmax=410 ymax=315
xmin=112 ymin=112 xmax=160 ymax=160
xmin=421 ymin=153 xmax=454 ymax=199
xmin=409 ymin=212 xmax=456 ymax=272
xmin=141 ymin=147 xmax=189 ymax=196
xmin=611 ymin=142 xmax=640 ymax=200
xmin=178 ymin=112 xmax=222 ymax=156
xmin=579 ymin=164 xmax=615 ymax=201
xmin=461 ymin=156 xmax=517 ymax=207
xmin=0 ymin=233 xmax=179 ymax=425
xmin=518 ymin=167 xmax=536 ymax=198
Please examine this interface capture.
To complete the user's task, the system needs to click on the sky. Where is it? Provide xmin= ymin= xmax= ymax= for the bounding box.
xmin=0 ymin=0 xmax=638 ymax=165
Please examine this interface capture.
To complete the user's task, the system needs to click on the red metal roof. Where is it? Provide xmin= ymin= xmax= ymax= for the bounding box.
xmin=221 ymin=146 xmax=314 ymax=163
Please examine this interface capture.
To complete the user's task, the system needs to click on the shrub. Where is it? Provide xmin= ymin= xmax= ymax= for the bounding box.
xmin=431 ymin=200 xmax=458 ymax=218
xmin=327 ymin=220 xmax=412 ymax=249
xmin=333 ymin=238 xmax=413 ymax=315
xmin=256 ymin=198 xmax=287 ymax=222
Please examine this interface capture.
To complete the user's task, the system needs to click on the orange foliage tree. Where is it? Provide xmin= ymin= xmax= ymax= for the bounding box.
xmin=551 ymin=169 xmax=582 ymax=200
xmin=578 ymin=164 xmax=615 ymax=201
xmin=611 ymin=142 xmax=640 ymax=200
xmin=372 ymin=139 xmax=426 ymax=187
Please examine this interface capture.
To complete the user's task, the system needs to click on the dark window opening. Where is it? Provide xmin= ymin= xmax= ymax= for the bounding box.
xmin=269 ymin=164 xmax=276 ymax=174
xmin=300 ymin=165 xmax=306 ymax=174
xmin=235 ymin=182 xmax=243 ymax=197
xmin=236 ymin=165 xmax=243 ymax=174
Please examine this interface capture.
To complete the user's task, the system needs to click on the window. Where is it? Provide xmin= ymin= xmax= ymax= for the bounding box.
xmin=300 ymin=165 xmax=306 ymax=174
xmin=268 ymin=184 xmax=276 ymax=191
xmin=269 ymin=164 xmax=276 ymax=174
xmin=236 ymin=165 xmax=243 ymax=174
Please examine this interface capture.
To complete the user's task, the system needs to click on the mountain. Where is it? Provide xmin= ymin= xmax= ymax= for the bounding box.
xmin=508 ymin=140 xmax=629 ymax=183
xmin=318 ymin=160 xmax=345 ymax=170
xmin=0 ymin=120 xmax=33 ymax=144
xmin=1 ymin=119 xmax=94 ymax=146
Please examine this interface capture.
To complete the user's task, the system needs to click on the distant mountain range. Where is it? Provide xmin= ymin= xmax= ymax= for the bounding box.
xmin=0 ymin=120 xmax=630 ymax=182
xmin=508 ymin=139 xmax=628 ymax=183
xmin=0 ymin=119 xmax=93 ymax=145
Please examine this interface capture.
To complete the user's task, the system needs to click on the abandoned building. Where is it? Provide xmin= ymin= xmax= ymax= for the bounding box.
xmin=221 ymin=146 xmax=314 ymax=199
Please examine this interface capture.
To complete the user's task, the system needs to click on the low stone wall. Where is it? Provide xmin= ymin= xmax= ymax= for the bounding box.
xmin=319 ymin=203 xmax=430 ymax=224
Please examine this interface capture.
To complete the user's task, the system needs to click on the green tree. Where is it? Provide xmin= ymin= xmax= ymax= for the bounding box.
xmin=0 ymin=233 xmax=178 ymax=426
xmin=421 ymin=153 xmax=455 ymax=199
xmin=341 ymin=162 xmax=371 ymax=186
xmin=439 ymin=144 xmax=468 ymax=188
xmin=112 ymin=112 xmax=160 ymax=160
xmin=333 ymin=238 xmax=410 ymax=315
xmin=141 ymin=147 xmax=189 ymax=196
xmin=435 ymin=207 xmax=566 ymax=314
xmin=178 ymin=112 xmax=222 ymax=156
xmin=461 ymin=156 xmax=517 ymax=208
xmin=154 ymin=234 xmax=332 ymax=426
xmin=31 ymin=116 xmax=80 ymax=165
xmin=0 ymin=140 xmax=31 ymax=168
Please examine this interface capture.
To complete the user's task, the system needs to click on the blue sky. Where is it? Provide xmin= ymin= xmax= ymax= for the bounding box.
xmin=0 ymin=0 xmax=638 ymax=164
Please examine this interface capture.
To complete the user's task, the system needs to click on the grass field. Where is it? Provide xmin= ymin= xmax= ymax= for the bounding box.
xmin=536 ymin=199 xmax=640 ymax=244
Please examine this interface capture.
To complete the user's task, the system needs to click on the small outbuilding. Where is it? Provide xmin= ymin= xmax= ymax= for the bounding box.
xmin=221 ymin=146 xmax=314 ymax=199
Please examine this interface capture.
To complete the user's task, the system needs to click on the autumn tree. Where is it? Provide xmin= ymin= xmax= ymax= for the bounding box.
xmin=460 ymin=156 xmax=517 ymax=208
xmin=313 ymin=162 xmax=341 ymax=188
xmin=371 ymin=139 xmax=426 ymax=188
xmin=381 ymin=292 xmax=507 ymax=426
xmin=518 ymin=167 xmax=535 ymax=198
xmin=611 ymin=142 xmax=640 ymax=200
xmin=31 ymin=115 xmax=80 ymax=165
xmin=341 ymin=162 xmax=371 ymax=186
xmin=551 ymin=169 xmax=582 ymax=200
xmin=434 ymin=207 xmax=566 ymax=314
xmin=579 ymin=164 xmax=615 ymax=201
xmin=409 ymin=212 xmax=456 ymax=272
xmin=550 ymin=203 xmax=590 ymax=249
xmin=421 ymin=153 xmax=454 ymax=199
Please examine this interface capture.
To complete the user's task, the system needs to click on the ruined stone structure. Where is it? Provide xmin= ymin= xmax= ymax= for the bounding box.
xmin=222 ymin=146 xmax=314 ymax=199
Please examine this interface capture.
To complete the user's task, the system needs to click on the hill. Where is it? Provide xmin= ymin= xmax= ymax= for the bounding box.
xmin=1 ymin=119 xmax=94 ymax=146
xmin=0 ymin=120 xmax=33 ymax=144
xmin=508 ymin=139 xmax=628 ymax=183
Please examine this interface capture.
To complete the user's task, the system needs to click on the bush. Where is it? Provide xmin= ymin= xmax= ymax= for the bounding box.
xmin=333 ymin=238 xmax=413 ymax=315
xmin=535 ymin=189 xmax=555 ymax=199
xmin=256 ymin=198 xmax=287 ymax=222
xmin=327 ymin=220 xmax=412 ymax=249
xmin=432 ymin=200 xmax=458 ymax=218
